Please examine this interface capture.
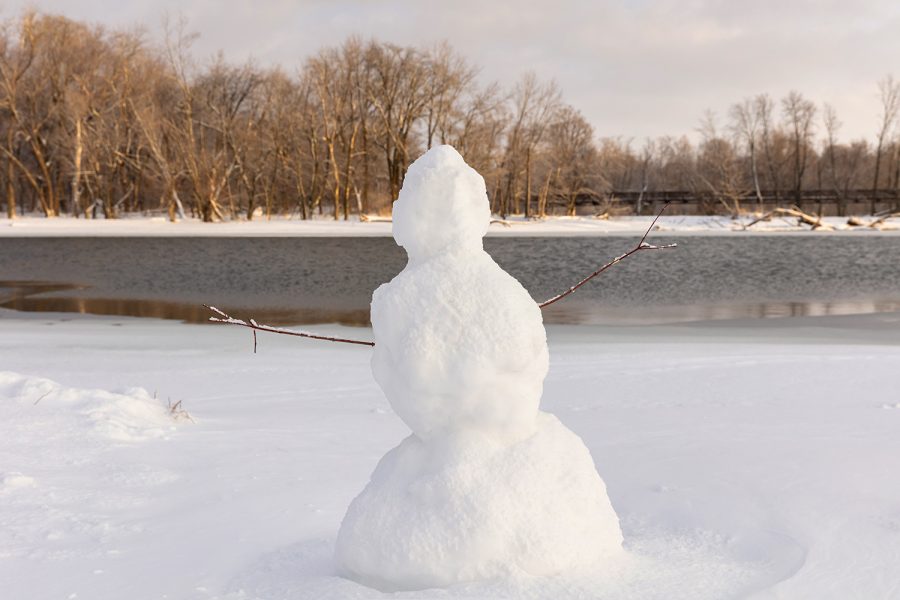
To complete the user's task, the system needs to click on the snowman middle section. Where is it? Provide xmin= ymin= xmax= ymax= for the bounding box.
xmin=370 ymin=244 xmax=548 ymax=443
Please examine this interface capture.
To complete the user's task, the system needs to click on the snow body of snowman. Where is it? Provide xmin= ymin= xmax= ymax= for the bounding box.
xmin=335 ymin=145 xmax=623 ymax=591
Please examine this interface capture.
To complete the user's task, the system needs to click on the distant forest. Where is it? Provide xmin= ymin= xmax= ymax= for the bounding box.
xmin=1 ymin=11 xmax=899 ymax=220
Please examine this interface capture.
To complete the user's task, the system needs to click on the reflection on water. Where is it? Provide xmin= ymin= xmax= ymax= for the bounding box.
xmin=3 ymin=280 xmax=900 ymax=326
xmin=0 ymin=288 xmax=370 ymax=326
xmin=0 ymin=280 xmax=87 ymax=304
xmin=540 ymin=297 xmax=900 ymax=325
xmin=3 ymin=235 xmax=900 ymax=325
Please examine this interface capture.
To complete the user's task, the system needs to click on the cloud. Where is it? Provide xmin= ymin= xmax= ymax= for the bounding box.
xmin=2 ymin=0 xmax=898 ymax=141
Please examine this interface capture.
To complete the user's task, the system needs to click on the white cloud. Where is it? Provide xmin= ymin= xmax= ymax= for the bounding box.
xmin=2 ymin=0 xmax=898 ymax=142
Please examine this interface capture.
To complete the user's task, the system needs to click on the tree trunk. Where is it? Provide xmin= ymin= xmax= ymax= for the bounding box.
xmin=5 ymin=131 xmax=15 ymax=219
xmin=762 ymin=133 xmax=780 ymax=202
xmin=792 ymin=136 xmax=803 ymax=210
xmin=361 ymin=123 xmax=369 ymax=214
xmin=72 ymin=118 xmax=84 ymax=217
xmin=873 ymin=140 xmax=884 ymax=215
xmin=342 ymin=125 xmax=359 ymax=220
xmin=524 ymin=147 xmax=532 ymax=218
xmin=538 ymin=167 xmax=554 ymax=217
xmin=749 ymin=140 xmax=763 ymax=209
xmin=32 ymin=141 xmax=57 ymax=217
xmin=328 ymin=140 xmax=341 ymax=220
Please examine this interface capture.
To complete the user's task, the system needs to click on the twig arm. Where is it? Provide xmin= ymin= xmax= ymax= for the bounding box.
xmin=538 ymin=203 xmax=676 ymax=309
xmin=204 ymin=305 xmax=375 ymax=349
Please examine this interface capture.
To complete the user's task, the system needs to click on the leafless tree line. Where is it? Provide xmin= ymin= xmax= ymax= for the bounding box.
xmin=1 ymin=12 xmax=899 ymax=221
xmin=614 ymin=82 xmax=900 ymax=217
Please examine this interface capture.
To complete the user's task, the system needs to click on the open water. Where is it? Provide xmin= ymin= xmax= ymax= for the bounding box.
xmin=2 ymin=235 xmax=900 ymax=325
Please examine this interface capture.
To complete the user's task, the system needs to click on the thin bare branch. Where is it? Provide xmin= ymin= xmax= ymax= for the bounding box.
xmin=203 ymin=304 xmax=375 ymax=347
xmin=538 ymin=203 xmax=677 ymax=309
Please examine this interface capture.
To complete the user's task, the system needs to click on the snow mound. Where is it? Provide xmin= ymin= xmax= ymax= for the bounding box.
xmin=1 ymin=472 xmax=36 ymax=491
xmin=0 ymin=371 xmax=175 ymax=442
xmin=335 ymin=412 xmax=623 ymax=591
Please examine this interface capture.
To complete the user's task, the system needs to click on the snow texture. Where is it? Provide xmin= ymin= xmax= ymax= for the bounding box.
xmin=336 ymin=146 xmax=623 ymax=589
xmin=0 ymin=371 xmax=174 ymax=443
xmin=3 ymin=312 xmax=900 ymax=598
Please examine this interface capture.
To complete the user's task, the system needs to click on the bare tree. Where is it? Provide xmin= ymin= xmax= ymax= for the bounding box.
xmin=422 ymin=42 xmax=477 ymax=150
xmin=872 ymin=75 xmax=900 ymax=212
xmin=634 ymin=139 xmax=656 ymax=214
xmin=755 ymin=94 xmax=783 ymax=202
xmin=0 ymin=16 xmax=33 ymax=217
xmin=497 ymin=73 xmax=559 ymax=218
xmin=730 ymin=98 xmax=764 ymax=208
xmin=545 ymin=105 xmax=599 ymax=216
xmin=365 ymin=42 xmax=428 ymax=202
xmin=822 ymin=103 xmax=844 ymax=214
xmin=0 ymin=13 xmax=59 ymax=216
xmin=781 ymin=91 xmax=816 ymax=209
xmin=197 ymin=58 xmax=265 ymax=219
xmin=697 ymin=110 xmax=746 ymax=216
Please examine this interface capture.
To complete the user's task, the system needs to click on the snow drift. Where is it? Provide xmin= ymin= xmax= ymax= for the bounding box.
xmin=0 ymin=371 xmax=175 ymax=442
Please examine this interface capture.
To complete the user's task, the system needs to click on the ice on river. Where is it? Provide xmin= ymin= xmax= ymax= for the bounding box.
xmin=1 ymin=311 xmax=899 ymax=598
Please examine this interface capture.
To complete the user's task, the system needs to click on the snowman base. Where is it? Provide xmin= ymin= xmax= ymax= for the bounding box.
xmin=335 ymin=412 xmax=624 ymax=591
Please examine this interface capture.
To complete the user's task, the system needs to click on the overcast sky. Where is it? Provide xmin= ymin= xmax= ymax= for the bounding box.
xmin=4 ymin=0 xmax=899 ymax=143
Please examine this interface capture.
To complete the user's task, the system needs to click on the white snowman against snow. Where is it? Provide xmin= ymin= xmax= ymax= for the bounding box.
xmin=337 ymin=145 xmax=623 ymax=590
xmin=211 ymin=144 xmax=672 ymax=591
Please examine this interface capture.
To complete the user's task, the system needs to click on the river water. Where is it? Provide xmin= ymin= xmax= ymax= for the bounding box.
xmin=2 ymin=235 xmax=900 ymax=325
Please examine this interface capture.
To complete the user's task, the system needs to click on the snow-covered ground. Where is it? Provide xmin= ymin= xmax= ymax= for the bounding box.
xmin=2 ymin=310 xmax=899 ymax=599
xmin=1 ymin=213 xmax=898 ymax=237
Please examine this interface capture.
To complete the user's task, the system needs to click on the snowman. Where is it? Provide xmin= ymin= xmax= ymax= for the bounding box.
xmin=334 ymin=145 xmax=624 ymax=591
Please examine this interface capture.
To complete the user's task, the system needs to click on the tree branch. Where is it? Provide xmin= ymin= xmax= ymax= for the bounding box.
xmin=537 ymin=203 xmax=677 ymax=309
xmin=203 ymin=305 xmax=375 ymax=349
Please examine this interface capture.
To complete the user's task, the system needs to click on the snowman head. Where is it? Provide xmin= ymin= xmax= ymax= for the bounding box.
xmin=392 ymin=145 xmax=490 ymax=261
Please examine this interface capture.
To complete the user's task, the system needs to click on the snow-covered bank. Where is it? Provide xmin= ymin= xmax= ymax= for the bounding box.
xmin=2 ymin=312 xmax=899 ymax=598
xmin=2 ymin=213 xmax=898 ymax=237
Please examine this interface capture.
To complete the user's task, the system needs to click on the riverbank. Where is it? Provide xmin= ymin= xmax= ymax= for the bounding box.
xmin=2 ymin=213 xmax=898 ymax=237
xmin=2 ymin=311 xmax=899 ymax=599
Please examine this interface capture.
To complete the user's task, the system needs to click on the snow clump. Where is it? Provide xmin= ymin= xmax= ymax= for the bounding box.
xmin=0 ymin=371 xmax=176 ymax=442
